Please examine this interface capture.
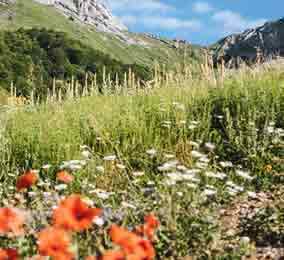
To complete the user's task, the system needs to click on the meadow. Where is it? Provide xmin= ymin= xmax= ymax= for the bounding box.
xmin=0 ymin=60 xmax=283 ymax=259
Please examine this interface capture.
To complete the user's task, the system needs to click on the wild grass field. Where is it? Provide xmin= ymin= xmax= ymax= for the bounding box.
xmin=0 ymin=61 xmax=283 ymax=259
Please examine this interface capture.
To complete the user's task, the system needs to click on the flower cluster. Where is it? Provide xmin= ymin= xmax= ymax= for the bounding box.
xmin=0 ymin=170 xmax=159 ymax=259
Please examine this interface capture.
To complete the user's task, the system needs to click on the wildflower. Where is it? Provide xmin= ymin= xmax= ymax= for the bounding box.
xmin=157 ymin=160 xmax=179 ymax=172
xmin=42 ymin=164 xmax=52 ymax=170
xmin=164 ymin=179 xmax=176 ymax=186
xmin=96 ymin=166 xmax=105 ymax=173
xmin=247 ymin=191 xmax=257 ymax=199
xmin=177 ymin=165 xmax=187 ymax=171
xmin=0 ymin=208 xmax=25 ymax=236
xmin=198 ymin=156 xmax=210 ymax=163
xmin=38 ymin=227 xmax=74 ymax=260
xmin=116 ymin=164 xmax=126 ymax=170
xmin=263 ymin=164 xmax=273 ymax=173
xmin=135 ymin=214 xmax=159 ymax=241
xmin=91 ymin=190 xmax=114 ymax=200
xmin=132 ymin=171 xmax=145 ymax=177
xmin=235 ymin=170 xmax=253 ymax=181
xmin=186 ymin=183 xmax=198 ymax=189
xmin=100 ymin=250 xmax=124 ymax=260
xmin=55 ymin=184 xmax=68 ymax=191
xmin=266 ymin=126 xmax=275 ymax=134
xmin=16 ymin=170 xmax=38 ymax=191
xmin=205 ymin=171 xmax=227 ymax=180
xmin=202 ymin=189 xmax=217 ymax=197
xmin=56 ymin=171 xmax=74 ymax=184
xmin=185 ymin=169 xmax=201 ymax=175
xmin=195 ymin=162 xmax=208 ymax=169
xmin=146 ymin=149 xmax=157 ymax=157
xmin=191 ymin=151 xmax=204 ymax=159
xmin=121 ymin=202 xmax=136 ymax=210
xmin=188 ymin=124 xmax=197 ymax=130
xmin=82 ymin=150 xmax=92 ymax=159
xmin=204 ymin=142 xmax=215 ymax=152
xmin=53 ymin=194 xmax=102 ymax=232
xmin=189 ymin=141 xmax=199 ymax=148
xmin=163 ymin=154 xmax=175 ymax=159
xmin=103 ymin=155 xmax=117 ymax=161
xmin=109 ymin=225 xmax=155 ymax=259
xmin=0 ymin=248 xmax=19 ymax=260
xmin=166 ymin=172 xmax=183 ymax=182
xmin=219 ymin=161 xmax=233 ymax=168
xmin=69 ymin=164 xmax=82 ymax=171
xmin=93 ymin=216 xmax=105 ymax=227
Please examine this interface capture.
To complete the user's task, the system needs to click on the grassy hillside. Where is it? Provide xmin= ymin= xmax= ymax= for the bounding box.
xmin=0 ymin=0 xmax=202 ymax=67
xmin=0 ymin=64 xmax=283 ymax=258
xmin=0 ymin=28 xmax=151 ymax=97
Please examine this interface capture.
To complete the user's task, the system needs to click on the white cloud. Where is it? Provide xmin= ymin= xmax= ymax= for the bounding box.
xmin=192 ymin=1 xmax=213 ymax=14
xmin=108 ymin=0 xmax=173 ymax=12
xmin=212 ymin=10 xmax=266 ymax=34
xmin=121 ymin=15 xmax=202 ymax=31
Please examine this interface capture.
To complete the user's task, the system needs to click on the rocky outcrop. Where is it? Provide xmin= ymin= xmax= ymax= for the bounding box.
xmin=1 ymin=0 xmax=127 ymax=34
xmin=33 ymin=0 xmax=127 ymax=34
xmin=0 ymin=0 xmax=16 ymax=5
xmin=213 ymin=18 xmax=284 ymax=66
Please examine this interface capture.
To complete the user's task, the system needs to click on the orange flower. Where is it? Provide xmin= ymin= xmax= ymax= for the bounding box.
xmin=135 ymin=214 xmax=159 ymax=241
xmin=38 ymin=227 xmax=74 ymax=260
xmin=0 ymin=208 xmax=25 ymax=236
xmin=144 ymin=214 xmax=159 ymax=229
xmin=109 ymin=225 xmax=155 ymax=259
xmin=100 ymin=250 xmax=125 ymax=260
xmin=56 ymin=171 xmax=74 ymax=184
xmin=0 ymin=248 xmax=19 ymax=260
xmin=16 ymin=170 xmax=38 ymax=191
xmin=53 ymin=194 xmax=102 ymax=232
xmin=85 ymin=256 xmax=97 ymax=260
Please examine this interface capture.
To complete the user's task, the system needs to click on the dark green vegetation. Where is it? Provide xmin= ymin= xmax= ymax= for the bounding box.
xmin=0 ymin=28 xmax=151 ymax=97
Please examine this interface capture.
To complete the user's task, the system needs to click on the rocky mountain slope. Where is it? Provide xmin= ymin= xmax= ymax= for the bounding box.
xmin=213 ymin=18 xmax=284 ymax=66
xmin=0 ymin=0 xmax=201 ymax=67
xmin=32 ymin=0 xmax=127 ymax=34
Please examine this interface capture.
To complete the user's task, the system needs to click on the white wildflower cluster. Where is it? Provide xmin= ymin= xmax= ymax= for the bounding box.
xmin=60 ymin=160 xmax=86 ymax=171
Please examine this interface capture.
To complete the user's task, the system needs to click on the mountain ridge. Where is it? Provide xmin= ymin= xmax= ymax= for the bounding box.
xmin=212 ymin=17 xmax=284 ymax=66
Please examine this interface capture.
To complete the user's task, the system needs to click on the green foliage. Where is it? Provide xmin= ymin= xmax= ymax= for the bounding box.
xmin=0 ymin=28 xmax=151 ymax=97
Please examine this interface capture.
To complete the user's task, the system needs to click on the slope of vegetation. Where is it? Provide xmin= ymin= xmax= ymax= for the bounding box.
xmin=0 ymin=28 xmax=151 ymax=97
xmin=0 ymin=0 xmax=202 ymax=67
xmin=0 ymin=64 xmax=283 ymax=258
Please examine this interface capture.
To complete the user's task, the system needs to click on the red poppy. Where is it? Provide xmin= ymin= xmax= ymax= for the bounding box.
xmin=53 ymin=194 xmax=102 ymax=232
xmin=109 ymin=225 xmax=155 ymax=259
xmin=0 ymin=208 xmax=25 ymax=236
xmin=16 ymin=170 xmax=38 ymax=191
xmin=135 ymin=214 xmax=159 ymax=241
xmin=100 ymin=250 xmax=125 ymax=260
xmin=0 ymin=248 xmax=19 ymax=260
xmin=85 ymin=256 xmax=97 ymax=260
xmin=38 ymin=227 xmax=74 ymax=260
xmin=56 ymin=171 xmax=74 ymax=184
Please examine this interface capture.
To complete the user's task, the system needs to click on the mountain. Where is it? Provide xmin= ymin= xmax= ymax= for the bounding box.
xmin=32 ymin=0 xmax=127 ymax=35
xmin=212 ymin=18 xmax=284 ymax=66
xmin=0 ymin=0 xmax=201 ymax=67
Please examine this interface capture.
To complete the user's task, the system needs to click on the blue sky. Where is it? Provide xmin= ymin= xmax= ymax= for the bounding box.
xmin=107 ymin=0 xmax=284 ymax=45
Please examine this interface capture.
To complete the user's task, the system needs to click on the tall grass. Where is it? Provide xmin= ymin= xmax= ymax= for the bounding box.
xmin=0 ymin=60 xmax=283 ymax=258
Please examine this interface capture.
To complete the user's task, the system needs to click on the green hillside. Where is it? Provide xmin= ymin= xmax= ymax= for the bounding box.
xmin=0 ymin=28 xmax=151 ymax=97
xmin=0 ymin=0 xmax=202 ymax=67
